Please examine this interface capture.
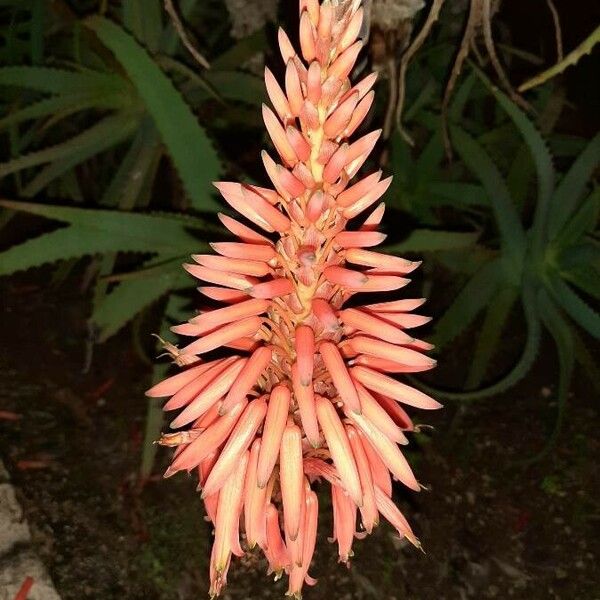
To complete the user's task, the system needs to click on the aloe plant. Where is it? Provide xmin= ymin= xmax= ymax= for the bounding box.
xmin=0 ymin=13 xmax=221 ymax=205
xmin=419 ymin=68 xmax=599 ymax=457
xmin=0 ymin=0 xmax=269 ymax=476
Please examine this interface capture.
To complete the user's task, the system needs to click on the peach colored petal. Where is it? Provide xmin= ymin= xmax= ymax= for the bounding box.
xmin=336 ymin=170 xmax=382 ymax=207
xmin=169 ymin=359 xmax=247 ymax=428
xmin=354 ymin=382 xmax=408 ymax=444
xmin=331 ymin=484 xmax=356 ymax=563
xmin=319 ymin=341 xmax=361 ymax=413
xmin=292 ymin=363 xmax=320 ymax=448
xmin=285 ymin=60 xmax=304 ymax=117
xmin=170 ymin=398 xmax=248 ymax=472
xmin=374 ymin=485 xmax=421 ymax=548
xmin=359 ymin=431 xmax=392 ymax=497
xmin=334 ymin=230 xmax=387 ymax=248
xmin=338 ymin=6 xmax=363 ymax=52
xmin=345 ymin=130 xmax=381 ymax=166
xmin=210 ymin=242 xmax=276 ymax=262
xmin=315 ymin=396 xmax=363 ymax=506
xmin=352 ymin=354 xmax=430 ymax=374
xmin=346 ymin=424 xmax=378 ymax=533
xmin=263 ymin=503 xmax=290 ymax=576
xmin=328 ymin=40 xmax=362 ymax=80
xmin=192 ymin=254 xmax=271 ymax=278
xmin=248 ymin=277 xmax=294 ymax=299
xmin=278 ymin=27 xmax=296 ymax=64
xmin=299 ymin=10 xmax=316 ymax=62
xmin=264 ymin=67 xmax=292 ymax=122
xmin=218 ymin=212 xmax=270 ymax=244
xmin=189 ymin=298 xmax=270 ymax=331
xmin=360 ymin=202 xmax=385 ymax=230
xmin=364 ymin=297 xmax=427 ymax=312
xmin=183 ymin=263 xmax=256 ymax=291
xmin=257 ymin=385 xmax=290 ymax=488
xmin=219 ymin=346 xmax=273 ymax=414
xmin=197 ymin=286 xmax=247 ymax=303
xmin=202 ymin=397 xmax=267 ymax=498
xmin=295 ymin=325 xmax=315 ymax=385
xmin=312 ymin=298 xmax=340 ymax=331
xmin=163 ymin=358 xmax=237 ymax=411
xmin=286 ymin=126 xmax=311 ymax=162
xmin=180 ymin=317 xmax=262 ymax=356
xmin=210 ymin=451 xmax=248 ymax=596
xmin=306 ymin=189 xmax=326 ymax=222
xmin=324 ymin=92 xmax=359 ymax=138
xmin=323 ymin=265 xmax=367 ymax=288
xmin=323 ymin=143 xmax=349 ymax=184
xmin=372 ymin=392 xmax=415 ymax=431
xmin=342 ymin=176 xmax=393 ymax=219
xmin=377 ymin=312 xmax=432 ymax=329
xmin=243 ymin=439 xmax=267 ymax=549
xmin=280 ymin=422 xmax=304 ymax=541
xmin=340 ymin=308 xmax=414 ymax=345
xmin=344 ymin=90 xmax=374 ymax=138
xmin=146 ymin=361 xmax=213 ymax=398
xmin=306 ymin=60 xmax=322 ymax=104
xmin=350 ymin=364 xmax=441 ymax=409
xmin=263 ymin=104 xmax=298 ymax=165
xmin=345 ymin=406 xmax=420 ymax=492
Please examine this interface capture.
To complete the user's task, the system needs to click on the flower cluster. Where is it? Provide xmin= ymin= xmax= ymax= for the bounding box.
xmin=146 ymin=0 xmax=440 ymax=596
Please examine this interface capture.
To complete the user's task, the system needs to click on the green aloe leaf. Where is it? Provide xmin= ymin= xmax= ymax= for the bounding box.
xmin=432 ymin=258 xmax=503 ymax=348
xmin=93 ymin=260 xmax=187 ymax=343
xmin=548 ymin=133 xmax=600 ymax=239
xmin=0 ymin=200 xmax=214 ymax=275
xmin=558 ymin=242 xmax=600 ymax=271
xmin=100 ymin=118 xmax=162 ymax=208
xmin=203 ymin=71 xmax=266 ymax=106
xmin=415 ymin=280 xmax=542 ymax=401
xmin=0 ymin=92 xmax=128 ymax=131
xmin=450 ymin=125 xmax=527 ymax=271
xmin=522 ymin=289 xmax=575 ymax=463
xmin=22 ymin=115 xmax=143 ymax=197
xmin=385 ymin=229 xmax=480 ymax=253
xmin=465 ymin=286 xmax=519 ymax=389
xmin=211 ymin=28 xmax=268 ymax=71
xmin=547 ymin=276 xmax=600 ymax=339
xmin=86 ymin=16 xmax=222 ymax=212
xmin=0 ymin=112 xmax=139 ymax=182
xmin=472 ymin=67 xmax=556 ymax=247
xmin=553 ymin=187 xmax=600 ymax=250
xmin=563 ymin=265 xmax=600 ymax=301
xmin=415 ymin=131 xmax=444 ymax=175
xmin=0 ymin=65 xmax=124 ymax=94
xmin=122 ymin=0 xmax=162 ymax=52
xmin=427 ymin=182 xmax=487 ymax=207
xmin=572 ymin=328 xmax=600 ymax=395
xmin=519 ymin=24 xmax=600 ymax=92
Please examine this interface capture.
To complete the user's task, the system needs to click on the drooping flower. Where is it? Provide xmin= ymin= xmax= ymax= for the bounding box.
xmin=147 ymin=1 xmax=440 ymax=596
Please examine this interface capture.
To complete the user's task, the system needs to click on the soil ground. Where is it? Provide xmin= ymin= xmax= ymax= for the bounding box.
xmin=1 ymin=272 xmax=598 ymax=600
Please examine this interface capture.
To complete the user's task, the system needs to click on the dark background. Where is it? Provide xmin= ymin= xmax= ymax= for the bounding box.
xmin=1 ymin=1 xmax=599 ymax=598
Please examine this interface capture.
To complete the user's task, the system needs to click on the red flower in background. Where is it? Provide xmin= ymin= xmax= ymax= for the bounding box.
xmin=146 ymin=0 xmax=440 ymax=596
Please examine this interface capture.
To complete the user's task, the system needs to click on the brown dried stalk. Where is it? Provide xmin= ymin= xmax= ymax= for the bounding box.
xmin=164 ymin=0 xmax=210 ymax=69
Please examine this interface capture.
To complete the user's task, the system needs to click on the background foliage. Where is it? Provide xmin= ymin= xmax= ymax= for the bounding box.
xmin=0 ymin=0 xmax=598 ymax=477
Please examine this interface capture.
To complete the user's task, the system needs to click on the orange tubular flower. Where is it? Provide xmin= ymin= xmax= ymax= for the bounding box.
xmin=146 ymin=1 xmax=440 ymax=596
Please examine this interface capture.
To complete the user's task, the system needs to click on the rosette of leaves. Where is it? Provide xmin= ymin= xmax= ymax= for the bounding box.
xmin=0 ymin=1 xmax=268 ymax=328
xmin=0 ymin=0 xmax=270 ymax=476
xmin=419 ymin=68 xmax=599 ymax=458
